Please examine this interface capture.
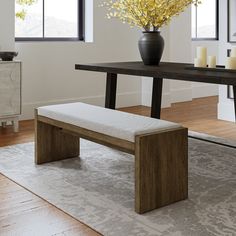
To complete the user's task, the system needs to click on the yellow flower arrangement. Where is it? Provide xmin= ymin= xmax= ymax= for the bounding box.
xmin=102 ymin=0 xmax=201 ymax=31
xmin=16 ymin=0 xmax=38 ymax=20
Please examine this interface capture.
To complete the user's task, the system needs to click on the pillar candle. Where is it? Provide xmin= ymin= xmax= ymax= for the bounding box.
xmin=231 ymin=47 xmax=236 ymax=57
xmin=194 ymin=58 xmax=204 ymax=67
xmin=225 ymin=57 xmax=236 ymax=69
xmin=197 ymin=47 xmax=207 ymax=67
xmin=208 ymin=56 xmax=216 ymax=68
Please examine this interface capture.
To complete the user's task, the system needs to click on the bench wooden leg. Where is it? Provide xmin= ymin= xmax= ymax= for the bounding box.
xmin=135 ymin=128 xmax=188 ymax=214
xmin=35 ymin=118 xmax=80 ymax=165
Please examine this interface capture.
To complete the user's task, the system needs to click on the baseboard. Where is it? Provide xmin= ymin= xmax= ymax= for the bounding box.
xmin=21 ymin=92 xmax=141 ymax=120
xmin=170 ymin=84 xmax=218 ymax=103
xmin=141 ymin=92 xmax=171 ymax=108
xmin=142 ymin=84 xmax=219 ymax=108
xmin=142 ymin=89 xmax=193 ymax=107
xmin=217 ymin=101 xmax=235 ymax=122
xmin=192 ymin=84 xmax=218 ymax=98
xmin=170 ymin=87 xmax=192 ymax=103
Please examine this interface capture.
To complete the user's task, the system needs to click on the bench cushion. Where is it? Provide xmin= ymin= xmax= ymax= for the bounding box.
xmin=37 ymin=102 xmax=181 ymax=142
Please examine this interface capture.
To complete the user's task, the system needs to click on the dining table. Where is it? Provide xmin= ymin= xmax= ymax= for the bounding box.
xmin=75 ymin=61 xmax=236 ymax=121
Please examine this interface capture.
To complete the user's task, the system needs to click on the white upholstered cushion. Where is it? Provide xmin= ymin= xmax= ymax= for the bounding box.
xmin=37 ymin=102 xmax=181 ymax=142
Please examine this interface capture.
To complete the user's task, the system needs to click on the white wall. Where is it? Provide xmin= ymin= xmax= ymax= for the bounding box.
xmin=170 ymin=7 xmax=218 ymax=101
xmin=0 ymin=0 xmax=15 ymax=51
xmin=169 ymin=8 xmax=192 ymax=103
xmin=141 ymin=27 xmax=171 ymax=108
xmin=142 ymin=7 xmax=219 ymax=108
xmin=1 ymin=0 xmax=220 ymax=120
xmin=15 ymin=1 xmax=142 ymax=119
xmin=141 ymin=10 xmax=192 ymax=108
xmin=218 ymin=0 xmax=235 ymax=122
xmin=191 ymin=41 xmax=219 ymax=99
xmin=142 ymin=9 xmax=193 ymax=108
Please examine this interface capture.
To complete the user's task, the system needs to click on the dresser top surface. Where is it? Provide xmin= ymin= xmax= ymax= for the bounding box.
xmin=0 ymin=60 xmax=21 ymax=64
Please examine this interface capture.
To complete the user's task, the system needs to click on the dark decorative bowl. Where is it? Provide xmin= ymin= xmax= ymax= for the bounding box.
xmin=0 ymin=52 xmax=18 ymax=61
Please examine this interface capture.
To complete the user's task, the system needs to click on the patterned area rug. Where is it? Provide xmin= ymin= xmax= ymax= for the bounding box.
xmin=0 ymin=133 xmax=236 ymax=236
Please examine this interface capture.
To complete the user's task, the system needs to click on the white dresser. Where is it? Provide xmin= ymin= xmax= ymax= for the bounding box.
xmin=0 ymin=61 xmax=21 ymax=132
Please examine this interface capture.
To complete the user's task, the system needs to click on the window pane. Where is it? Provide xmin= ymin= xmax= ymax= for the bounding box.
xmin=44 ymin=0 xmax=78 ymax=38
xmin=191 ymin=4 xmax=196 ymax=38
xmin=15 ymin=0 xmax=43 ymax=38
xmin=228 ymin=0 xmax=236 ymax=42
xmin=196 ymin=0 xmax=216 ymax=38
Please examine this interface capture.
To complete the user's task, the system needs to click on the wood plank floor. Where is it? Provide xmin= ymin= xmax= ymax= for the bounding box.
xmin=0 ymin=95 xmax=236 ymax=235
xmin=0 ymin=174 xmax=101 ymax=236
xmin=120 ymin=96 xmax=236 ymax=141
xmin=1 ymin=96 xmax=236 ymax=149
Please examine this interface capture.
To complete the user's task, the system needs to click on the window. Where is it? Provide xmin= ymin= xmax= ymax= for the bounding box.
xmin=191 ymin=0 xmax=219 ymax=40
xmin=15 ymin=0 xmax=85 ymax=41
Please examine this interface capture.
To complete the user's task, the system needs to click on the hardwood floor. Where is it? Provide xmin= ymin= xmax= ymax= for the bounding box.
xmin=0 ymin=174 xmax=101 ymax=236
xmin=0 ymin=125 xmax=100 ymax=234
xmin=1 ymin=96 xmax=236 ymax=149
xmin=0 ymin=119 xmax=34 ymax=147
xmin=120 ymin=96 xmax=236 ymax=141
xmin=0 ymin=95 xmax=236 ymax=235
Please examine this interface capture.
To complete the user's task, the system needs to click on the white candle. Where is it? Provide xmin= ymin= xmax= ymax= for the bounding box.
xmin=197 ymin=47 xmax=207 ymax=67
xmin=208 ymin=56 xmax=216 ymax=68
xmin=231 ymin=47 xmax=236 ymax=57
xmin=194 ymin=58 xmax=204 ymax=67
xmin=225 ymin=57 xmax=236 ymax=69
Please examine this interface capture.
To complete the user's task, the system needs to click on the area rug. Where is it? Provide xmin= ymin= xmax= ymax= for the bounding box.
xmin=0 ymin=133 xmax=236 ymax=236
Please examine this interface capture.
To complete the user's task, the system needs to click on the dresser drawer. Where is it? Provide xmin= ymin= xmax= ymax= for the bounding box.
xmin=0 ymin=87 xmax=21 ymax=116
xmin=0 ymin=62 xmax=21 ymax=117
xmin=0 ymin=63 xmax=21 ymax=89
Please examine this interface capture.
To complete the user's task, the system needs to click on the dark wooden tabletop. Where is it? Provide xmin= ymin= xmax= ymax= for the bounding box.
xmin=75 ymin=61 xmax=236 ymax=86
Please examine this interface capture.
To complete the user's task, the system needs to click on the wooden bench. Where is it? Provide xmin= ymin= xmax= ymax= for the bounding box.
xmin=35 ymin=102 xmax=188 ymax=214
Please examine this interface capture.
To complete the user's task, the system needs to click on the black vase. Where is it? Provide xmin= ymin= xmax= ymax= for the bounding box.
xmin=138 ymin=31 xmax=164 ymax=66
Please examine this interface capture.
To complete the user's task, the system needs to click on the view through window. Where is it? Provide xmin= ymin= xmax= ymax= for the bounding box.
xmin=15 ymin=0 xmax=84 ymax=41
xmin=191 ymin=0 xmax=218 ymax=40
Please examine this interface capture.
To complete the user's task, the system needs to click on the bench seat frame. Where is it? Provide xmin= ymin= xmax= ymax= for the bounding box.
xmin=35 ymin=109 xmax=188 ymax=214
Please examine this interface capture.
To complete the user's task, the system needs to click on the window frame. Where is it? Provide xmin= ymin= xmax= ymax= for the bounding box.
xmin=191 ymin=0 xmax=219 ymax=41
xmin=15 ymin=0 xmax=85 ymax=42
